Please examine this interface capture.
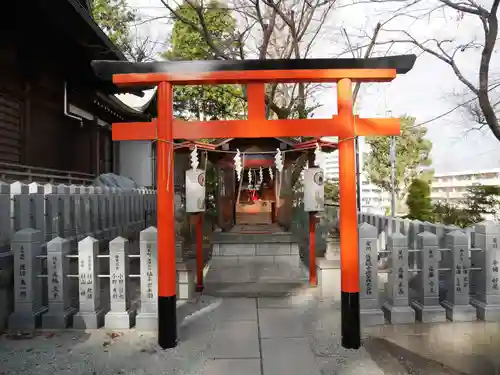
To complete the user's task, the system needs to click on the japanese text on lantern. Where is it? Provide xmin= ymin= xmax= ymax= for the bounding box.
xmin=50 ymin=255 xmax=60 ymax=300
xmin=364 ymin=240 xmax=372 ymax=295
xmin=79 ymin=256 xmax=93 ymax=299
xmin=146 ymin=243 xmax=154 ymax=300
xmin=18 ymin=246 xmax=27 ymax=300
xmin=111 ymin=253 xmax=125 ymax=300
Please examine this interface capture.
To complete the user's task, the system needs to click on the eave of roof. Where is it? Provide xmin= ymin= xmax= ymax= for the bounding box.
xmin=66 ymin=0 xmax=127 ymax=61
xmin=91 ymin=55 xmax=417 ymax=82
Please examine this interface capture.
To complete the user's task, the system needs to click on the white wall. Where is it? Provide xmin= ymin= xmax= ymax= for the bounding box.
xmin=118 ymin=141 xmax=153 ymax=187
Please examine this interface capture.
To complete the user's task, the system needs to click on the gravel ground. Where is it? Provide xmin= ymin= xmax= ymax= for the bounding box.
xmin=0 ymin=294 xmax=475 ymax=375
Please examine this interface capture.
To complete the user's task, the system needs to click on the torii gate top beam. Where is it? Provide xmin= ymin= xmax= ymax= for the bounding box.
xmin=91 ymin=55 xmax=416 ymax=87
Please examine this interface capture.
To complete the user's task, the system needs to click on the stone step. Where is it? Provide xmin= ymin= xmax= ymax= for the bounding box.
xmin=213 ymin=242 xmax=300 ymax=257
xmin=212 ymin=232 xmax=297 ymax=244
xmin=203 ymin=282 xmax=309 ymax=297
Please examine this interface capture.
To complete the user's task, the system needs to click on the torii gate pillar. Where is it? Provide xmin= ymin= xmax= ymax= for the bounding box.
xmin=337 ymin=78 xmax=360 ymax=348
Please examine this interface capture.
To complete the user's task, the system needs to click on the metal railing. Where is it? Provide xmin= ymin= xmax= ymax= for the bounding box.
xmin=0 ymin=162 xmax=95 ymax=185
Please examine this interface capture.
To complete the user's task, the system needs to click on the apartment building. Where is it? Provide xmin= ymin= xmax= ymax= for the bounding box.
xmin=430 ymin=168 xmax=500 ymax=205
xmin=321 ymin=137 xmax=391 ymax=215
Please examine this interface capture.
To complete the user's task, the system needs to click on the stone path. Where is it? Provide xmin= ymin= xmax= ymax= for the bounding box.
xmin=0 ymin=293 xmax=478 ymax=375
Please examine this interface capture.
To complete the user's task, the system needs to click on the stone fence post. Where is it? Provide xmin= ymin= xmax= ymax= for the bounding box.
xmin=471 ymin=221 xmax=500 ymax=321
xmin=74 ymin=237 xmax=105 ymax=329
xmin=411 ymin=231 xmax=446 ymax=323
xmin=136 ymin=227 xmax=158 ymax=330
xmin=440 ymin=231 xmax=476 ymax=321
xmin=382 ymin=232 xmax=415 ymax=324
xmin=105 ymin=237 xmax=135 ymax=329
xmin=8 ymin=229 xmax=47 ymax=330
xmin=359 ymin=223 xmax=384 ymax=325
xmin=42 ymin=237 xmax=75 ymax=328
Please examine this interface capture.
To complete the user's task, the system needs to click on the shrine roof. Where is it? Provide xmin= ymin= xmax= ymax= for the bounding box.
xmin=91 ymin=55 xmax=416 ymax=86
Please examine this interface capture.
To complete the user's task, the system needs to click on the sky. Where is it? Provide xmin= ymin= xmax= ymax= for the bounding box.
xmin=121 ymin=0 xmax=500 ymax=174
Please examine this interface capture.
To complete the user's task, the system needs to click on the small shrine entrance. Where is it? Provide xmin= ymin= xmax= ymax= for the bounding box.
xmin=92 ymin=55 xmax=416 ymax=351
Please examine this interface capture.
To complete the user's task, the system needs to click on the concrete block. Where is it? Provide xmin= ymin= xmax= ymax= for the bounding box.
xmin=274 ymin=255 xmax=300 ymax=267
xmin=256 ymin=244 xmax=291 ymax=256
xmin=411 ymin=301 xmax=446 ymax=323
xmin=104 ymin=310 xmax=136 ymax=330
xmin=471 ymin=300 xmax=500 ymax=321
xmin=222 ymin=244 xmax=255 ymax=256
xmin=317 ymin=258 xmax=341 ymax=300
xmin=136 ymin=312 xmax=157 ymax=331
xmin=441 ymin=301 xmax=477 ymax=322
xmin=361 ymin=308 xmax=385 ymax=326
xmin=382 ymin=303 xmax=415 ymax=324
xmin=73 ymin=310 xmax=106 ymax=329
xmin=42 ymin=307 xmax=77 ymax=329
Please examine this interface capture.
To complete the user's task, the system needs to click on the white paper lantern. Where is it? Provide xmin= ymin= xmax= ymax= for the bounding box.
xmin=303 ymin=168 xmax=324 ymax=212
xmin=185 ymin=169 xmax=206 ymax=213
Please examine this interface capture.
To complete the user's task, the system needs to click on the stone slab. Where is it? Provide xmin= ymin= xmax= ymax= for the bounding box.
xmin=361 ymin=308 xmax=385 ymax=326
xmin=441 ymin=301 xmax=477 ymax=322
xmin=212 ymin=233 xmax=295 ymax=244
xmin=8 ymin=307 xmax=47 ymax=331
xmin=42 ymin=307 xmax=77 ymax=329
xmin=214 ymin=298 xmax=257 ymax=322
xmin=201 ymin=359 xmax=261 ymax=375
xmin=207 ymin=321 xmax=260 ymax=358
xmin=316 ymin=258 xmax=341 ymax=300
xmin=135 ymin=312 xmax=157 ymax=331
xmin=258 ymin=297 xmax=302 ymax=309
xmin=261 ymin=337 xmax=321 ymax=375
xmin=104 ymin=310 xmax=136 ymax=330
xmin=259 ymin=308 xmax=306 ymax=338
xmin=73 ymin=310 xmax=106 ymax=329
xmin=471 ymin=300 xmax=500 ymax=321
xmin=381 ymin=303 xmax=415 ymax=324
xmin=204 ymin=282 xmax=307 ymax=298
xmin=411 ymin=301 xmax=446 ymax=323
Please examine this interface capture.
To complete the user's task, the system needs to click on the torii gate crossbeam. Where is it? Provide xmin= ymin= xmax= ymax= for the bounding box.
xmin=91 ymin=55 xmax=416 ymax=351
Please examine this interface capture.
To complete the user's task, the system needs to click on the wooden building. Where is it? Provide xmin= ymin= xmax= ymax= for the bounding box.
xmin=0 ymin=0 xmax=148 ymax=184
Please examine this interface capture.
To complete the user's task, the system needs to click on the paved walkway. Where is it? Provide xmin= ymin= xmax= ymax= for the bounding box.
xmin=1 ymin=292 xmax=485 ymax=375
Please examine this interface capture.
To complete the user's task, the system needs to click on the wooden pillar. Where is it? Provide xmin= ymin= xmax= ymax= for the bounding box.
xmin=337 ymin=78 xmax=361 ymax=349
xmin=156 ymin=82 xmax=177 ymax=349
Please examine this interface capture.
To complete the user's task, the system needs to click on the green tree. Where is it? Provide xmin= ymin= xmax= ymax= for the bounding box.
xmin=324 ymin=179 xmax=340 ymax=203
xmin=364 ymin=116 xmax=433 ymax=201
xmin=463 ymin=185 xmax=500 ymax=223
xmin=163 ymin=1 xmax=246 ymax=121
xmin=406 ymin=178 xmax=433 ymax=221
xmin=89 ymin=0 xmax=136 ymax=56
xmin=432 ymin=202 xmax=472 ymax=228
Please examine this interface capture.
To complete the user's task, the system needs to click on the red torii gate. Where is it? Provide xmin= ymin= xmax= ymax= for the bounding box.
xmin=92 ymin=55 xmax=416 ymax=351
